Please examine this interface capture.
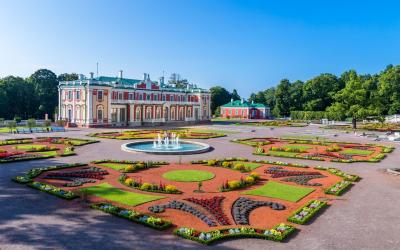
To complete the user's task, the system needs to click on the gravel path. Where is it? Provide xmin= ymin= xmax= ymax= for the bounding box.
xmin=0 ymin=124 xmax=399 ymax=249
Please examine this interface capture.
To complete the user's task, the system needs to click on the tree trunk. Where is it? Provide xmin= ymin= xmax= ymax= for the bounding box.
xmin=352 ymin=117 xmax=357 ymax=129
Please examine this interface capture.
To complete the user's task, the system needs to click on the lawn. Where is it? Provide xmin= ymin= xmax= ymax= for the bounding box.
xmin=14 ymin=144 xmax=47 ymax=150
xmin=98 ymin=163 xmax=131 ymax=170
xmin=282 ymin=145 xmax=312 ymax=150
xmin=267 ymin=151 xmax=299 ymax=157
xmin=243 ymin=181 xmax=315 ymax=202
xmin=36 ymin=151 xmax=58 ymax=156
xmin=232 ymin=161 xmax=262 ymax=170
xmin=0 ymin=126 xmax=51 ymax=133
xmin=162 ymin=170 xmax=215 ymax=182
xmin=340 ymin=149 xmax=374 ymax=156
xmin=80 ymin=183 xmax=165 ymax=206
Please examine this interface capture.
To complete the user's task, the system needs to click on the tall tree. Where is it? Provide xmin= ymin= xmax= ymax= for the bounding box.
xmin=326 ymin=71 xmax=376 ymax=128
xmin=58 ymin=73 xmax=78 ymax=81
xmin=273 ymin=79 xmax=292 ymax=117
xmin=302 ymin=73 xmax=343 ymax=111
xmin=231 ymin=89 xmax=241 ymax=100
xmin=209 ymin=86 xmax=232 ymax=115
xmin=28 ymin=69 xmax=58 ymax=118
xmin=377 ymin=65 xmax=400 ymax=115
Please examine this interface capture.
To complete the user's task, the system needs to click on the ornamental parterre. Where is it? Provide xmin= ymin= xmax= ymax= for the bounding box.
xmin=233 ymin=137 xmax=394 ymax=163
xmin=12 ymin=157 xmax=359 ymax=245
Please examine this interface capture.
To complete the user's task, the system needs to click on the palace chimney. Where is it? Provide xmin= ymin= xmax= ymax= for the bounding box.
xmin=89 ymin=72 xmax=94 ymax=79
xmin=118 ymin=70 xmax=123 ymax=79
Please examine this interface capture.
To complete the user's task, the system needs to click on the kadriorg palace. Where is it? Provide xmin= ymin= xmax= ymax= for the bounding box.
xmin=58 ymin=71 xmax=211 ymax=127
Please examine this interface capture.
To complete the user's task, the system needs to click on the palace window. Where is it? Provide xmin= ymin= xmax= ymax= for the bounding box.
xmin=162 ymin=94 xmax=166 ymax=101
xmin=146 ymin=94 xmax=150 ymax=101
xmin=68 ymin=90 xmax=72 ymax=100
xmin=111 ymin=109 xmax=117 ymax=122
xmin=128 ymin=93 xmax=133 ymax=100
xmin=171 ymin=96 xmax=174 ymax=101
xmin=154 ymin=94 xmax=158 ymax=101
xmin=135 ymin=108 xmax=141 ymax=120
xmin=235 ymin=110 xmax=239 ymax=115
xmin=118 ymin=92 xmax=123 ymax=100
xmin=76 ymin=90 xmax=81 ymax=100
xmin=139 ymin=93 xmax=143 ymax=100
xmin=97 ymin=90 xmax=103 ymax=101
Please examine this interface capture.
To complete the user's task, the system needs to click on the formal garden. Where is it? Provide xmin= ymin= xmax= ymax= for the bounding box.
xmin=232 ymin=137 xmax=394 ymax=163
xmin=88 ymin=128 xmax=228 ymax=140
xmin=12 ymin=157 xmax=359 ymax=245
xmin=0 ymin=137 xmax=98 ymax=163
xmin=235 ymin=120 xmax=308 ymax=127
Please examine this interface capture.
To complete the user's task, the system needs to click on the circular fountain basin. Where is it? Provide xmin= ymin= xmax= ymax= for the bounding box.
xmin=121 ymin=140 xmax=211 ymax=155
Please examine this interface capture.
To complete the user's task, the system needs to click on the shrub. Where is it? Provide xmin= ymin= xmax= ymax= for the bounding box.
xmin=221 ymin=161 xmax=231 ymax=168
xmin=165 ymin=185 xmax=178 ymax=193
xmin=141 ymin=182 xmax=153 ymax=190
xmin=124 ymin=178 xmax=134 ymax=186
xmin=124 ymin=165 xmax=135 ymax=172
xmin=233 ymin=163 xmax=245 ymax=171
xmin=245 ymin=176 xmax=255 ymax=184
xmin=136 ymin=163 xmax=145 ymax=169
xmin=207 ymin=160 xmax=217 ymax=166
xmin=249 ymin=172 xmax=260 ymax=179
xmin=227 ymin=180 xmax=240 ymax=189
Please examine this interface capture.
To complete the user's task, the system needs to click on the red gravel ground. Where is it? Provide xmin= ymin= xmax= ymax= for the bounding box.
xmin=34 ymin=162 xmax=343 ymax=231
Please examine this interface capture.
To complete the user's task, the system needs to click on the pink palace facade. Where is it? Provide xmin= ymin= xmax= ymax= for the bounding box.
xmin=58 ymin=71 xmax=211 ymax=127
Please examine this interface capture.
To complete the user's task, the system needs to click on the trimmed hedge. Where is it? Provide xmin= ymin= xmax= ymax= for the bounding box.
xmin=287 ymin=200 xmax=328 ymax=224
xmin=91 ymin=203 xmax=172 ymax=230
xmin=174 ymin=223 xmax=295 ymax=245
xmin=0 ymin=154 xmax=54 ymax=164
xmin=325 ymin=181 xmax=353 ymax=195
xmin=28 ymin=181 xmax=78 ymax=200
xmin=314 ymin=166 xmax=360 ymax=182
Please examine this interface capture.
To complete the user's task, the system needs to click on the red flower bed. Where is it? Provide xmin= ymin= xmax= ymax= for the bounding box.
xmin=265 ymin=167 xmax=321 ymax=178
xmin=184 ymin=196 xmax=231 ymax=225
xmin=0 ymin=152 xmax=24 ymax=159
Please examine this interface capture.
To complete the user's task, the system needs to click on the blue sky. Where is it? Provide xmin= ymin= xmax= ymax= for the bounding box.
xmin=1 ymin=0 xmax=400 ymax=97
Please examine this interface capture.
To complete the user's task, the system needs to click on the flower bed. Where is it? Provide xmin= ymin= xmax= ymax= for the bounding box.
xmin=219 ymin=172 xmax=261 ymax=191
xmin=91 ymin=203 xmax=172 ymax=230
xmin=119 ymin=174 xmax=182 ymax=194
xmin=174 ymin=223 xmax=295 ymax=244
xmin=287 ymin=200 xmax=328 ymax=224
xmin=314 ymin=166 xmax=360 ymax=182
xmin=28 ymin=181 xmax=78 ymax=199
xmin=12 ymin=163 xmax=88 ymax=184
xmin=325 ymin=181 xmax=353 ymax=195
xmin=184 ymin=196 xmax=231 ymax=225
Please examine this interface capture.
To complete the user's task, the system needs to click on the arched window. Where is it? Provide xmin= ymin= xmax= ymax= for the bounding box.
xmin=97 ymin=105 xmax=104 ymax=123
xmin=146 ymin=107 xmax=152 ymax=119
xmin=179 ymin=107 xmax=184 ymax=120
xmin=135 ymin=108 xmax=141 ymax=121
xmin=187 ymin=107 xmax=192 ymax=118
xmin=171 ymin=107 xmax=176 ymax=120
xmin=156 ymin=107 xmax=161 ymax=119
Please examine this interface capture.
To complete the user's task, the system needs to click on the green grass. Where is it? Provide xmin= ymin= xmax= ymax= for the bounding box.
xmin=80 ymin=183 xmax=165 ymax=206
xmin=66 ymin=139 xmax=91 ymax=146
xmin=98 ymin=163 xmax=131 ymax=170
xmin=267 ymin=151 xmax=299 ymax=157
xmin=162 ymin=170 xmax=215 ymax=182
xmin=282 ymin=145 xmax=312 ymax=150
xmin=14 ymin=144 xmax=47 ymax=150
xmin=36 ymin=151 xmax=58 ymax=156
xmin=0 ymin=126 xmax=51 ymax=133
xmin=340 ymin=149 xmax=374 ymax=156
xmin=232 ymin=161 xmax=262 ymax=170
xmin=243 ymin=181 xmax=315 ymax=202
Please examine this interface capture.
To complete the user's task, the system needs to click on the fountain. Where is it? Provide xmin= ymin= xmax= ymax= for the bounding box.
xmin=121 ymin=132 xmax=210 ymax=155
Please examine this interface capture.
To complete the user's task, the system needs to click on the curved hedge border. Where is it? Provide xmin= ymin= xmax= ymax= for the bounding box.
xmin=88 ymin=130 xmax=226 ymax=140
xmin=174 ymin=223 xmax=295 ymax=245
xmin=191 ymin=157 xmax=309 ymax=169
xmin=287 ymin=200 xmax=328 ymax=224
xmin=91 ymin=203 xmax=172 ymax=230
xmin=314 ymin=166 xmax=360 ymax=182
xmin=325 ymin=181 xmax=353 ymax=195
xmin=28 ymin=181 xmax=78 ymax=200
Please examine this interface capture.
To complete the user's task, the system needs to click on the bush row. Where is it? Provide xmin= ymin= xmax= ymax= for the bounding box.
xmin=325 ymin=181 xmax=353 ymax=195
xmin=314 ymin=166 xmax=360 ymax=182
xmin=287 ymin=200 xmax=328 ymax=224
xmin=28 ymin=181 xmax=78 ymax=200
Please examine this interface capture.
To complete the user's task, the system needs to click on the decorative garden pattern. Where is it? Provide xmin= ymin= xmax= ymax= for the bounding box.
xmin=0 ymin=137 xmax=98 ymax=163
xmin=12 ymin=157 xmax=360 ymax=245
xmin=232 ymin=137 xmax=394 ymax=163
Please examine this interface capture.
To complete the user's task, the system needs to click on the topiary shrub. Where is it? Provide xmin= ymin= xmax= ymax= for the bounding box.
xmin=207 ymin=160 xmax=217 ymax=166
xmin=221 ymin=161 xmax=231 ymax=168
xmin=124 ymin=165 xmax=135 ymax=172
xmin=124 ymin=178 xmax=134 ymax=186
xmin=165 ymin=185 xmax=178 ymax=193
xmin=228 ymin=180 xmax=240 ymax=189
xmin=141 ymin=182 xmax=153 ymax=190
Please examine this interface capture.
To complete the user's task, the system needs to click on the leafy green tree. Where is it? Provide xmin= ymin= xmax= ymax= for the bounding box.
xmin=58 ymin=73 xmax=78 ymax=81
xmin=210 ymin=86 xmax=232 ymax=115
xmin=377 ymin=65 xmax=400 ymax=115
xmin=327 ymin=71 xmax=376 ymax=128
xmin=273 ymin=79 xmax=292 ymax=117
xmin=28 ymin=69 xmax=58 ymax=118
xmin=303 ymin=73 xmax=343 ymax=111
xmin=231 ymin=89 xmax=241 ymax=101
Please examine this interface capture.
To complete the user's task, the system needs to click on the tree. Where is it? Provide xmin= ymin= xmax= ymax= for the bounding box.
xmin=303 ymin=73 xmax=343 ymax=111
xmin=231 ymin=89 xmax=241 ymax=101
xmin=377 ymin=65 xmax=400 ymax=115
xmin=326 ymin=71 xmax=376 ymax=128
xmin=209 ymin=86 xmax=232 ymax=115
xmin=273 ymin=79 xmax=292 ymax=117
xmin=289 ymin=80 xmax=304 ymax=111
xmin=58 ymin=73 xmax=78 ymax=81
xmin=28 ymin=69 xmax=58 ymax=118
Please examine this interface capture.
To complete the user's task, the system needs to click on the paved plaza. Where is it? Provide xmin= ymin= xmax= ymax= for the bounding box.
xmin=1 ymin=124 xmax=399 ymax=249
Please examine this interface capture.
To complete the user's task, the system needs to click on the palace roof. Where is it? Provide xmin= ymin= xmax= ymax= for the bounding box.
xmin=221 ymin=100 xmax=268 ymax=108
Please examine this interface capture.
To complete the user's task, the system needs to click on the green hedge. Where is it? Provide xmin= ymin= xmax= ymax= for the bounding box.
xmin=287 ymin=200 xmax=328 ymax=224
xmin=91 ymin=203 xmax=172 ymax=230
xmin=314 ymin=166 xmax=360 ymax=182
xmin=325 ymin=181 xmax=353 ymax=195
xmin=28 ymin=181 xmax=78 ymax=200
xmin=174 ymin=223 xmax=295 ymax=245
